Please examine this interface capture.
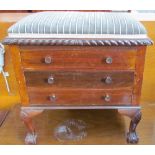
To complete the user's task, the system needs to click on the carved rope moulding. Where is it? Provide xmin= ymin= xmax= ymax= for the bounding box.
xmin=2 ymin=38 xmax=153 ymax=46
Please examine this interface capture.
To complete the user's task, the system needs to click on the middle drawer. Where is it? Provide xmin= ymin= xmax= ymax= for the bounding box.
xmin=25 ymin=71 xmax=134 ymax=89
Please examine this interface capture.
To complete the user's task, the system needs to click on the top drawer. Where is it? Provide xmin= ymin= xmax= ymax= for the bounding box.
xmin=20 ymin=46 xmax=137 ymax=71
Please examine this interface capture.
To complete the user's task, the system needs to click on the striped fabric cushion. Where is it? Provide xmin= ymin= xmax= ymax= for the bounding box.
xmin=7 ymin=11 xmax=147 ymax=39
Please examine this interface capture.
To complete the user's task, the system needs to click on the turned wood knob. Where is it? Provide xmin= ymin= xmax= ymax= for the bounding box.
xmin=105 ymin=57 xmax=113 ymax=64
xmin=104 ymin=94 xmax=111 ymax=102
xmin=44 ymin=56 xmax=52 ymax=64
xmin=105 ymin=76 xmax=112 ymax=84
xmin=49 ymin=94 xmax=57 ymax=102
xmin=47 ymin=76 xmax=54 ymax=84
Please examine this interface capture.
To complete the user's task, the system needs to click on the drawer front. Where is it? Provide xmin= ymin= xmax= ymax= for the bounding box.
xmin=25 ymin=71 xmax=134 ymax=89
xmin=21 ymin=49 xmax=136 ymax=70
xmin=28 ymin=89 xmax=132 ymax=106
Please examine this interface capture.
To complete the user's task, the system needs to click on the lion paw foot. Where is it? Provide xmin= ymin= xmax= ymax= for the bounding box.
xmin=126 ymin=132 xmax=139 ymax=144
xmin=25 ymin=133 xmax=37 ymax=145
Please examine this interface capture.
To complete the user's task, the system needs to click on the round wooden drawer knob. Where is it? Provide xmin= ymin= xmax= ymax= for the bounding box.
xmin=44 ymin=56 xmax=52 ymax=64
xmin=105 ymin=76 xmax=112 ymax=84
xmin=48 ymin=76 xmax=54 ymax=84
xmin=106 ymin=57 xmax=113 ymax=64
xmin=49 ymin=94 xmax=57 ymax=102
xmin=104 ymin=94 xmax=111 ymax=102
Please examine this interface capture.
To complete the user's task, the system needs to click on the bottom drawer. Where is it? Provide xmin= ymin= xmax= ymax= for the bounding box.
xmin=28 ymin=89 xmax=132 ymax=106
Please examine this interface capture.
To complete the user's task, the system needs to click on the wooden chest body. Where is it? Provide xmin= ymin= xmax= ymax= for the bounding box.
xmin=4 ymin=11 xmax=152 ymax=145
xmin=10 ymin=45 xmax=146 ymax=108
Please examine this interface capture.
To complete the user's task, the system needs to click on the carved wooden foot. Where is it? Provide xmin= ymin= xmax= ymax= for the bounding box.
xmin=118 ymin=109 xmax=142 ymax=144
xmin=20 ymin=108 xmax=44 ymax=145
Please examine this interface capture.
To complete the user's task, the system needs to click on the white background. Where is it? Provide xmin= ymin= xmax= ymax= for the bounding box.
xmin=0 ymin=0 xmax=155 ymax=10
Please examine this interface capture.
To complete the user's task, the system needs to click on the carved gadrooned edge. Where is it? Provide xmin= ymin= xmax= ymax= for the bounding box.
xmin=2 ymin=38 xmax=153 ymax=46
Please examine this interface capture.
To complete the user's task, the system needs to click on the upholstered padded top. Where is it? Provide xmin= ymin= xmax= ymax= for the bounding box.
xmin=8 ymin=12 xmax=147 ymax=36
xmin=3 ymin=12 xmax=153 ymax=46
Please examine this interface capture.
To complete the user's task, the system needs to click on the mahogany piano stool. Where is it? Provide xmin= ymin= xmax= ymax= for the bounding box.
xmin=3 ymin=12 xmax=153 ymax=144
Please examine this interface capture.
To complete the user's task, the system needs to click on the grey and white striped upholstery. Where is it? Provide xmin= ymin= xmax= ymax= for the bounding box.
xmin=4 ymin=11 xmax=152 ymax=46
xmin=8 ymin=12 xmax=147 ymax=37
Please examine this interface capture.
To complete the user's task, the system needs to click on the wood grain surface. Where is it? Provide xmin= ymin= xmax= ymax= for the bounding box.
xmin=0 ymin=104 xmax=155 ymax=144
xmin=0 ymin=13 xmax=155 ymax=145
xmin=9 ymin=45 xmax=29 ymax=106
xmin=12 ymin=43 xmax=137 ymax=108
xmin=28 ymin=88 xmax=132 ymax=106
xmin=25 ymin=71 xmax=134 ymax=89
xmin=21 ymin=46 xmax=137 ymax=71
xmin=0 ymin=14 xmax=155 ymax=109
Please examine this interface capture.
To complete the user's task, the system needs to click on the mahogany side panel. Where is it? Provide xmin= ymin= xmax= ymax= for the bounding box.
xmin=9 ymin=45 xmax=29 ymax=106
xmin=133 ymin=46 xmax=147 ymax=105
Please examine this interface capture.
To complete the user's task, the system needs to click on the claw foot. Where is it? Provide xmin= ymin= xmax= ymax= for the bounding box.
xmin=118 ymin=109 xmax=141 ymax=144
xmin=25 ymin=133 xmax=37 ymax=145
xmin=127 ymin=132 xmax=139 ymax=144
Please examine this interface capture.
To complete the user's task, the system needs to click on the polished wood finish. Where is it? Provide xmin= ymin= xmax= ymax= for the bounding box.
xmin=118 ymin=109 xmax=141 ymax=144
xmin=0 ymin=14 xmax=155 ymax=110
xmin=19 ymin=46 xmax=145 ymax=107
xmin=0 ymin=13 xmax=154 ymax=145
xmin=9 ymin=43 xmax=147 ymax=144
xmin=4 ymin=38 xmax=152 ymax=46
xmin=21 ymin=46 xmax=137 ymax=71
xmin=25 ymin=71 xmax=134 ymax=89
xmin=133 ymin=46 xmax=146 ymax=105
xmin=4 ymin=11 xmax=151 ymax=144
xmin=1 ymin=105 xmax=155 ymax=145
xmin=9 ymin=45 xmax=29 ymax=106
xmin=0 ymin=16 xmax=154 ymax=110
xmin=28 ymin=89 xmax=132 ymax=106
